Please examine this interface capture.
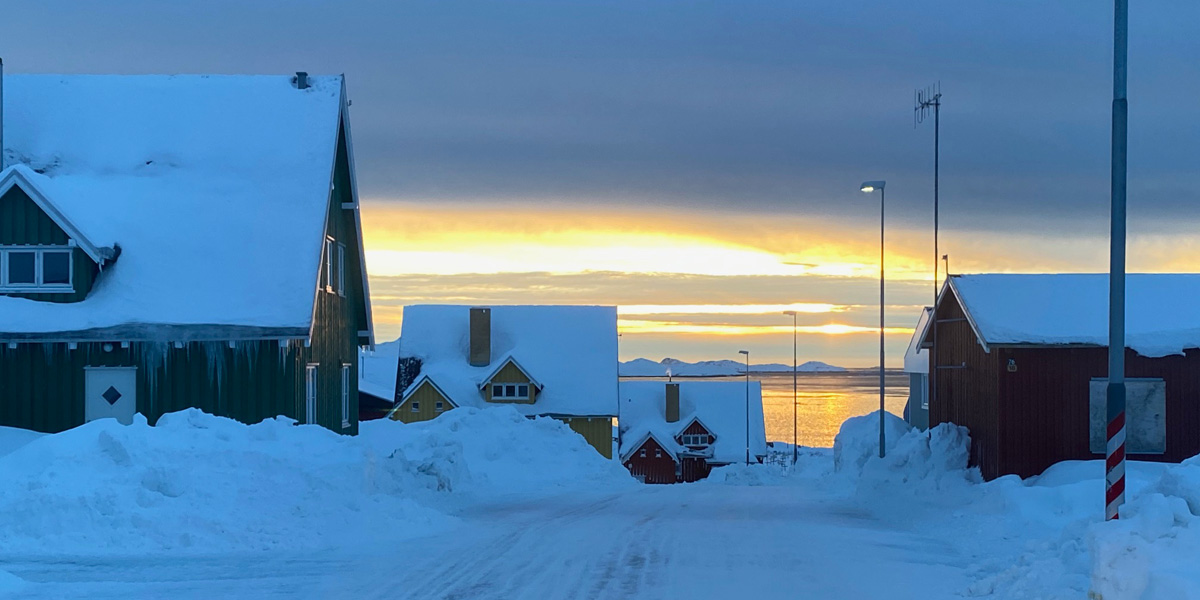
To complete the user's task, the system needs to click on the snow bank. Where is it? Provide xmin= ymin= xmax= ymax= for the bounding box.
xmin=360 ymin=407 xmax=633 ymax=497
xmin=831 ymin=410 xmax=913 ymax=475
xmin=0 ymin=406 xmax=630 ymax=556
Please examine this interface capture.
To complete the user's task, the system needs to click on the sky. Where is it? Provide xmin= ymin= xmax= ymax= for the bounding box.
xmin=3 ymin=1 xmax=1199 ymax=367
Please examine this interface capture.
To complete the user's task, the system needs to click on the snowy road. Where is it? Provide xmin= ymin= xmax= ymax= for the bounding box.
xmin=3 ymin=483 xmax=968 ymax=599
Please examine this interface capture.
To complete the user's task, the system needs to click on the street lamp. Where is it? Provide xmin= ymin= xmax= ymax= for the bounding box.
xmin=783 ymin=311 xmax=799 ymax=464
xmin=738 ymin=349 xmax=750 ymax=465
xmin=860 ymin=180 xmax=887 ymax=459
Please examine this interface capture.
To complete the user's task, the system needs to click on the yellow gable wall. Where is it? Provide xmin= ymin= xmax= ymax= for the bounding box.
xmin=484 ymin=361 xmax=538 ymax=404
xmin=555 ymin=416 xmax=613 ymax=459
xmin=391 ymin=380 xmax=453 ymax=423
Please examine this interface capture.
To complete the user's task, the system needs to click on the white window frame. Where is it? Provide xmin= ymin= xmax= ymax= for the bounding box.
xmin=435 ymin=401 xmax=445 ymax=412
xmin=639 ymin=449 xmax=647 ymax=458
xmin=655 ymin=448 xmax=663 ymax=458
xmin=340 ymin=363 xmax=351 ymax=428
xmin=324 ymin=237 xmax=335 ymax=293
xmin=0 ymin=246 xmax=74 ymax=293
xmin=491 ymin=382 xmax=531 ymax=400
xmin=337 ymin=242 xmax=346 ymax=297
xmin=411 ymin=400 xmax=420 ymax=412
xmin=305 ymin=364 xmax=318 ymax=424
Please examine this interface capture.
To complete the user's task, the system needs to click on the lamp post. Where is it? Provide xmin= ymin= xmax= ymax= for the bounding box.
xmin=1106 ymin=0 xmax=1128 ymax=522
xmin=783 ymin=311 xmax=799 ymax=464
xmin=860 ymin=180 xmax=887 ymax=459
xmin=739 ymin=349 xmax=750 ymax=465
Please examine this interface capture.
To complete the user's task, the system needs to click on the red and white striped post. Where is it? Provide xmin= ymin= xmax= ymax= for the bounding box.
xmin=1106 ymin=0 xmax=1128 ymax=521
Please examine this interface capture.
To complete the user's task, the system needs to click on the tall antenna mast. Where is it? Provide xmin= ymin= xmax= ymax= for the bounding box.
xmin=915 ymin=82 xmax=941 ymax=424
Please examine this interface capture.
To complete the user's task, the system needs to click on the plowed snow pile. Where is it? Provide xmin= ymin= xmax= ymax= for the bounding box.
xmin=0 ymin=407 xmax=631 ymax=555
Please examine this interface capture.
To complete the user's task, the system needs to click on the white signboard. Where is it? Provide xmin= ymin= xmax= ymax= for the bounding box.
xmin=1089 ymin=378 xmax=1166 ymax=455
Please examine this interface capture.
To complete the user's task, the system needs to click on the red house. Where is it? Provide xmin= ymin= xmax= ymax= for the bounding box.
xmin=619 ymin=380 xmax=767 ymax=484
xmin=924 ymin=274 xmax=1200 ymax=480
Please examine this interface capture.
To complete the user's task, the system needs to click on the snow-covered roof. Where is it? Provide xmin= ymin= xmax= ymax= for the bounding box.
xmin=903 ymin=307 xmax=932 ymax=374
xmin=359 ymin=340 xmax=401 ymax=401
xmin=618 ymin=380 xmax=767 ymax=464
xmin=397 ymin=305 xmax=618 ymax=417
xmin=936 ymin=274 xmax=1200 ymax=357
xmin=0 ymin=74 xmax=349 ymax=339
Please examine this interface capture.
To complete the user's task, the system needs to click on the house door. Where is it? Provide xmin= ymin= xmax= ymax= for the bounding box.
xmin=84 ymin=367 xmax=137 ymax=425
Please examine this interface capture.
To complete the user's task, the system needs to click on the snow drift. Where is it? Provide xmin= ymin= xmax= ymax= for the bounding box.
xmin=0 ymin=406 xmax=631 ymax=555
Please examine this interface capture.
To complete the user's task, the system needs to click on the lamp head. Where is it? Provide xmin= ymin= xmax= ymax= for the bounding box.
xmin=783 ymin=310 xmax=797 ymax=316
xmin=860 ymin=180 xmax=886 ymax=193
xmin=738 ymin=350 xmax=749 ymax=355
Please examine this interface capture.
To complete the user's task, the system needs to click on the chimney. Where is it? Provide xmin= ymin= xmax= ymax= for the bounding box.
xmin=295 ymin=71 xmax=309 ymax=90
xmin=469 ymin=307 xmax=491 ymax=366
xmin=665 ymin=383 xmax=680 ymax=423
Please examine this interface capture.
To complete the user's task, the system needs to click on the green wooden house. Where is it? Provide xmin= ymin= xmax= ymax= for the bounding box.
xmin=0 ymin=71 xmax=374 ymax=434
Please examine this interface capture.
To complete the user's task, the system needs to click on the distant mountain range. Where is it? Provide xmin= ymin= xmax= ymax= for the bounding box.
xmin=620 ymin=357 xmax=846 ymax=377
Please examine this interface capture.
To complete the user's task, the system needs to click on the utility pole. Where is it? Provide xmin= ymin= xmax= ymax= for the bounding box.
xmin=1106 ymin=0 xmax=1128 ymax=522
xmin=739 ymin=350 xmax=750 ymax=465
xmin=916 ymin=83 xmax=942 ymax=426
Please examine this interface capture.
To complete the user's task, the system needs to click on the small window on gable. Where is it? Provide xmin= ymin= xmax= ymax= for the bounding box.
xmin=639 ymin=449 xmax=647 ymax=458
xmin=324 ymin=238 xmax=334 ymax=293
xmin=436 ymin=401 xmax=445 ymax=412
xmin=411 ymin=401 xmax=420 ymax=412
xmin=492 ymin=382 xmax=531 ymax=401
xmin=7 ymin=252 xmax=35 ymax=285
xmin=655 ymin=448 xmax=662 ymax=458
xmin=1 ymin=247 xmax=74 ymax=292
xmin=337 ymin=243 xmax=346 ymax=297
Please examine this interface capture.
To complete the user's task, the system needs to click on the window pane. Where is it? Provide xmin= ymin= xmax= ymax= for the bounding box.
xmin=411 ymin=401 xmax=420 ymax=411
xmin=41 ymin=252 xmax=70 ymax=285
xmin=7 ymin=252 xmax=34 ymax=285
xmin=493 ymin=384 xmax=504 ymax=397
xmin=518 ymin=384 xmax=529 ymax=397
xmin=505 ymin=385 xmax=516 ymax=397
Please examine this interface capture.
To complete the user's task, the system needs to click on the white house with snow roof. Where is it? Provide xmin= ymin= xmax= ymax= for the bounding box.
xmin=387 ymin=305 xmax=618 ymax=457
xmin=0 ymin=69 xmax=373 ymax=434
xmin=618 ymin=380 xmax=766 ymax=483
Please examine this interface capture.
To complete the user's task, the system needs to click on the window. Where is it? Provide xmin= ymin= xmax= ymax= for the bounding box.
xmin=324 ymin=238 xmax=334 ymax=292
xmin=411 ymin=401 xmax=420 ymax=412
xmin=305 ymin=364 xmax=318 ymax=424
xmin=340 ymin=364 xmax=351 ymax=428
xmin=436 ymin=401 xmax=445 ymax=412
xmin=337 ymin=243 xmax=346 ymax=297
xmin=680 ymin=434 xmax=710 ymax=447
xmin=491 ymin=382 xmax=531 ymax=400
xmin=639 ymin=449 xmax=646 ymax=458
xmin=655 ymin=449 xmax=662 ymax=458
xmin=0 ymin=247 xmax=73 ymax=292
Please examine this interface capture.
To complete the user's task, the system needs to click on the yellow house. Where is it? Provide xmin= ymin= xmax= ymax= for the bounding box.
xmin=386 ymin=305 xmax=617 ymax=458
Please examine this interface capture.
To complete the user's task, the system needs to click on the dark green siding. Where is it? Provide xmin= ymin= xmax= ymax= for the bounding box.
xmin=0 ymin=341 xmax=299 ymax=433
xmin=0 ymin=186 xmax=99 ymax=302
xmin=0 ymin=108 xmax=370 ymax=436
xmin=287 ymin=117 xmax=363 ymax=435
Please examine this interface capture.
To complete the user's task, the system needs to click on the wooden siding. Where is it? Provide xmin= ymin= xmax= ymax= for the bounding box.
xmin=680 ymin=457 xmax=711 ymax=482
xmin=390 ymin=381 xmax=453 ymax=424
xmin=484 ymin=361 xmax=538 ymax=404
xmin=556 ymin=416 xmax=612 ymax=458
xmin=0 ymin=186 xmax=98 ymax=302
xmin=0 ymin=341 xmax=300 ymax=432
xmin=623 ymin=437 xmax=677 ymax=484
xmin=997 ymin=346 xmax=1200 ymax=478
xmin=332 ymin=117 xmax=371 ymax=346
xmin=929 ymin=286 xmax=1003 ymax=479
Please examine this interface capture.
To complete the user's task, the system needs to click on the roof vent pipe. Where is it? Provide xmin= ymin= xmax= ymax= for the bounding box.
xmin=295 ymin=71 xmax=309 ymax=90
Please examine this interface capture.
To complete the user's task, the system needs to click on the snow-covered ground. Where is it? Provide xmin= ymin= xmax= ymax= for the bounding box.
xmin=0 ymin=409 xmax=1196 ymax=599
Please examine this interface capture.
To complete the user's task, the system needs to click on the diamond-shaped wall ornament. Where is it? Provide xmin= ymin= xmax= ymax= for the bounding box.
xmin=102 ymin=386 xmax=122 ymax=406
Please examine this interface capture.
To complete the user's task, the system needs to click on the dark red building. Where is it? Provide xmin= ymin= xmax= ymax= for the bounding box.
xmin=924 ymin=274 xmax=1200 ymax=480
xmin=619 ymin=380 xmax=766 ymax=484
